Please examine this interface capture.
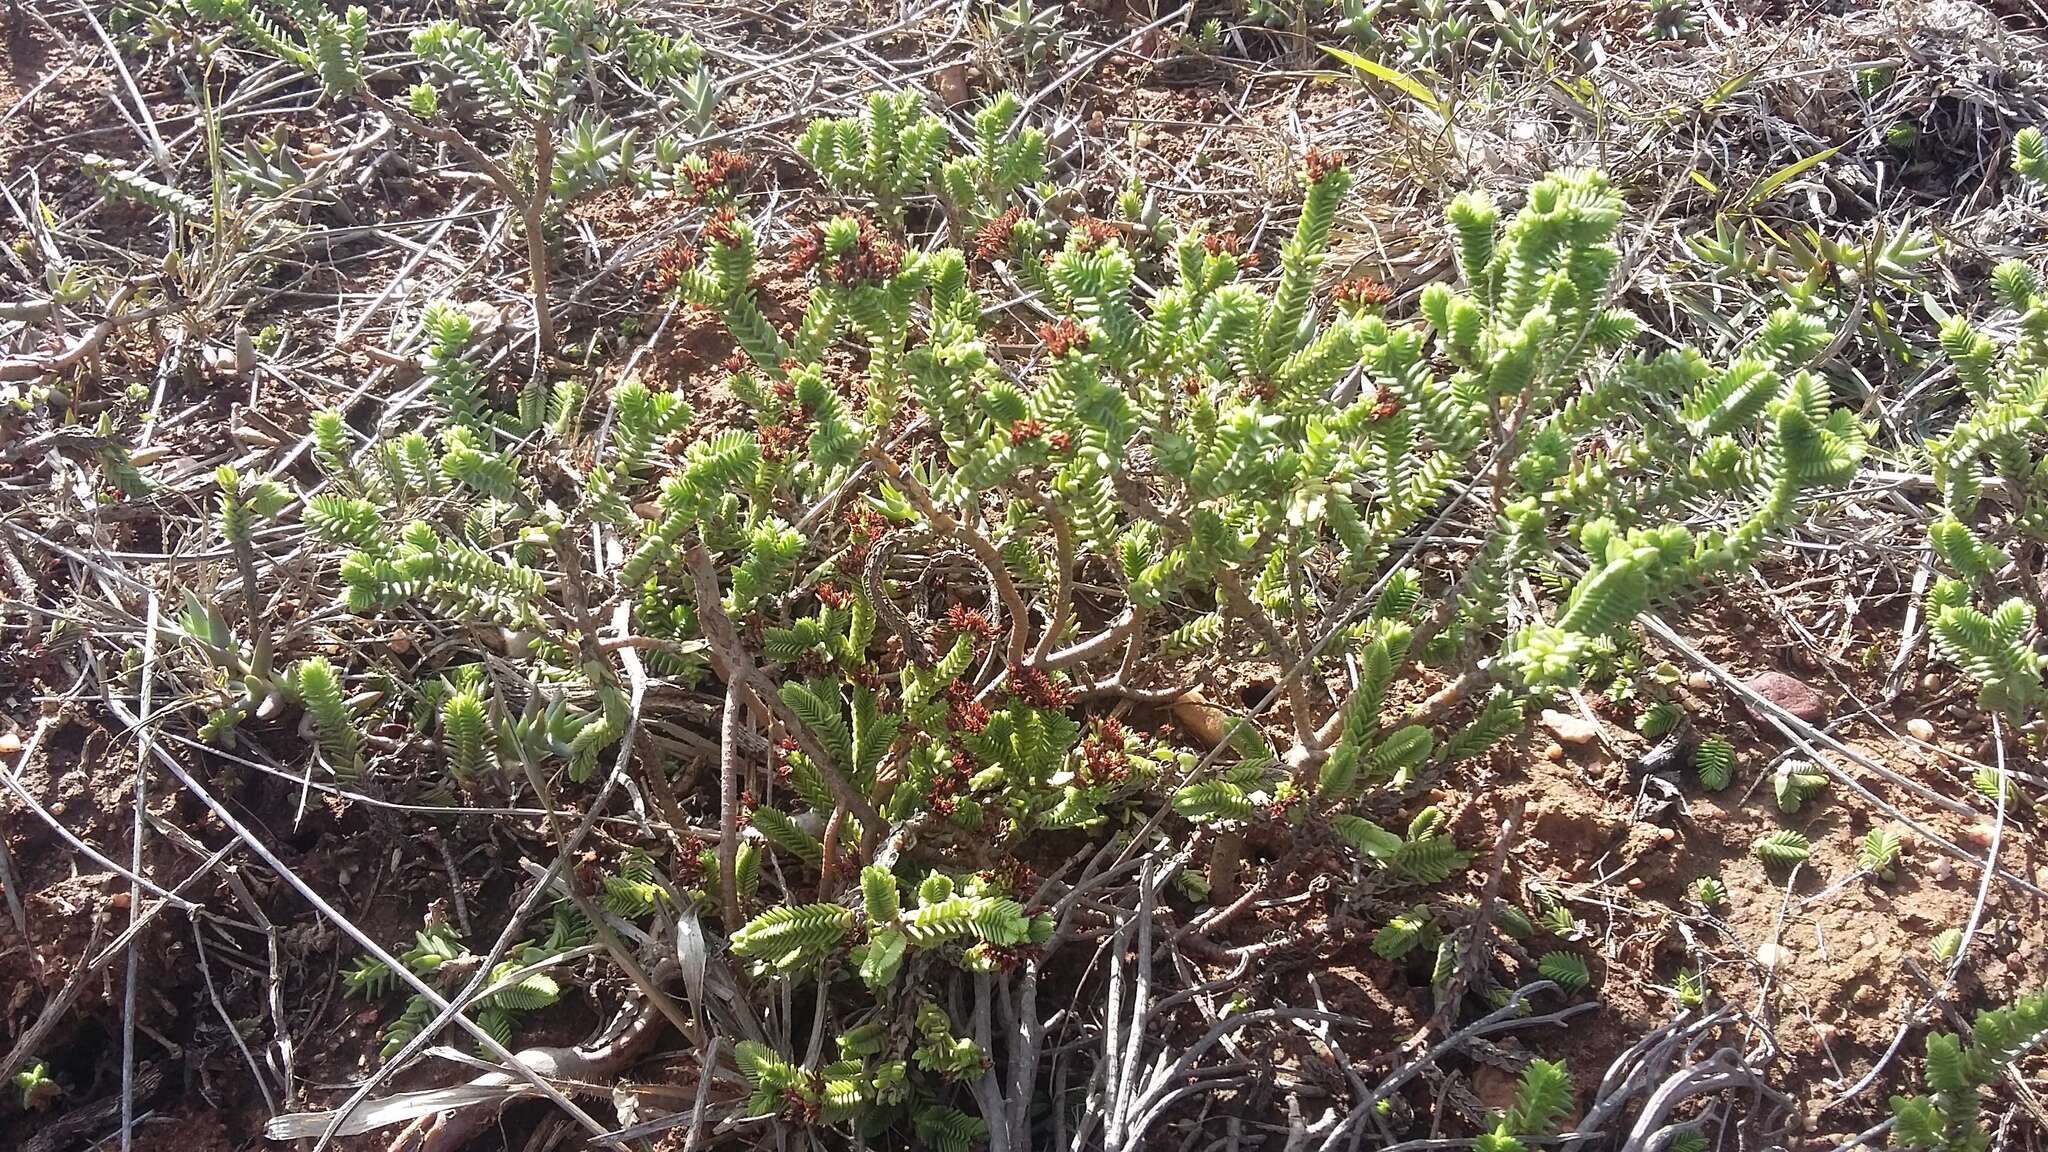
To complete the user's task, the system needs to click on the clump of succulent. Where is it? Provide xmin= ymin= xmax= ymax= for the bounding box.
xmin=1891 ymin=989 xmax=2048 ymax=1152
xmin=1922 ymin=258 xmax=2048 ymax=718
xmin=54 ymin=5 xmax=1905 ymax=1142
xmin=1642 ymin=0 xmax=1698 ymax=41
xmin=986 ymin=0 xmax=1065 ymax=72
xmin=343 ymin=910 xmax=581 ymax=1059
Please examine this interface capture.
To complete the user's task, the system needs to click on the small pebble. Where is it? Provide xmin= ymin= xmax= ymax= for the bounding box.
xmin=0 ymin=731 xmax=20 ymax=754
xmin=1170 ymin=691 xmax=1231 ymax=748
xmin=1906 ymin=718 xmax=1937 ymax=742
xmin=1858 ymin=932 xmax=1876 ymax=948
xmin=1932 ymin=857 xmax=1955 ymax=882
xmin=1743 ymin=671 xmax=1828 ymax=723
xmin=1539 ymin=708 xmax=1601 ymax=746
xmin=1685 ymin=671 xmax=1713 ymax=691
xmin=1626 ymin=876 xmax=1645 ymax=891
xmin=1542 ymin=742 xmax=1565 ymax=762
xmin=1921 ymin=673 xmax=1941 ymax=692
xmin=1655 ymin=826 xmax=1677 ymax=843
xmin=1756 ymin=941 xmax=1789 ymax=969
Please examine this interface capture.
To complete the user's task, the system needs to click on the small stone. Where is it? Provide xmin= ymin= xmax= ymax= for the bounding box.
xmin=1921 ymin=673 xmax=1941 ymax=692
xmin=1743 ymin=671 xmax=1828 ymax=724
xmin=1540 ymin=708 xmax=1601 ymax=745
xmin=1859 ymin=932 xmax=1876 ymax=948
xmin=231 ymin=423 xmax=279 ymax=447
xmin=1626 ymin=876 xmax=1645 ymax=891
xmin=1932 ymin=857 xmax=1955 ymax=883
xmin=1906 ymin=718 xmax=1937 ymax=742
xmin=1171 ymin=690 xmax=1232 ymax=749
xmin=1685 ymin=671 xmax=1713 ymax=691
xmin=1756 ymin=941 xmax=1789 ymax=969
xmin=1656 ymin=826 xmax=1677 ymax=843
xmin=0 ymin=731 xmax=19 ymax=755
xmin=1542 ymin=742 xmax=1565 ymax=762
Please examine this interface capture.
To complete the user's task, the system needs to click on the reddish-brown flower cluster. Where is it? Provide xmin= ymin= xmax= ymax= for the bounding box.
xmin=1008 ymin=663 xmax=1073 ymax=708
xmin=1079 ymin=717 xmax=1131 ymax=786
xmin=683 ymin=149 xmax=751 ymax=202
xmin=758 ymin=420 xmax=803 ymax=462
xmin=780 ymin=1088 xmax=824 ymax=1124
xmin=925 ymin=748 xmax=979 ymax=817
xmin=1202 ymin=230 xmax=1242 ymax=256
xmin=644 ymin=239 xmax=698 ymax=296
xmin=1369 ymin=384 xmax=1401 ymax=422
xmin=703 ymin=206 xmax=745 ymax=248
xmin=835 ymin=219 xmax=904 ymax=285
xmin=783 ymin=226 xmax=824 ymax=276
xmin=719 ymin=349 xmax=751 ymax=374
xmin=1037 ymin=317 xmax=1089 ymax=358
xmin=1047 ymin=430 xmax=1072 ymax=452
xmin=942 ymin=604 xmax=1000 ymax=641
xmin=1008 ymin=417 xmax=1044 ymax=445
xmin=944 ymin=681 xmax=991 ymax=735
xmin=1304 ymin=148 xmax=1347 ymax=184
xmin=841 ymin=505 xmax=886 ymax=568
xmin=1335 ymin=276 xmax=1394 ymax=309
xmin=974 ymin=205 xmax=1023 ymax=262
xmin=1241 ymin=378 xmax=1278 ymax=403
xmin=1070 ymin=216 xmax=1121 ymax=253
xmin=816 ymin=582 xmax=853 ymax=609
xmin=788 ymin=218 xmax=903 ymax=286
xmin=982 ymin=858 xmax=1035 ymax=897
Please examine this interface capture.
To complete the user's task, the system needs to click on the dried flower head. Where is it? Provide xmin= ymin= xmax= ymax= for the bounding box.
xmin=1304 ymin=148 xmax=1347 ymax=183
xmin=974 ymin=205 xmax=1024 ymax=262
xmin=1038 ymin=318 xmax=1089 ymax=358
xmin=1336 ymin=276 xmax=1393 ymax=310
